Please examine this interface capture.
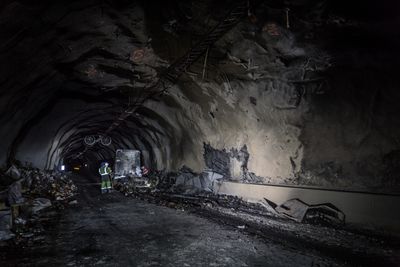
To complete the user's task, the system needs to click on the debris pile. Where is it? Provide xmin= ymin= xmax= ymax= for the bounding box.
xmin=113 ymin=178 xmax=137 ymax=196
xmin=113 ymin=171 xmax=160 ymax=196
xmin=115 ymin=166 xmax=346 ymax=230
xmin=173 ymin=167 xmax=223 ymax=194
xmin=2 ymin=165 xmax=77 ymax=203
xmin=114 ymin=166 xmax=224 ymax=196
xmin=0 ymin=164 xmax=78 ymax=242
xmin=29 ymin=170 xmax=77 ymax=201
xmin=112 ymin=162 xmax=346 ymax=231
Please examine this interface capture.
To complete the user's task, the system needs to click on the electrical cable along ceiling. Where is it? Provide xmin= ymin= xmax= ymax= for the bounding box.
xmin=68 ymin=0 xmax=253 ymax=164
xmin=1 ymin=2 xmax=400 ymax=266
xmin=2 ymin=0 xmax=259 ymax=170
xmin=0 ymin=0 xmax=400 ymax=193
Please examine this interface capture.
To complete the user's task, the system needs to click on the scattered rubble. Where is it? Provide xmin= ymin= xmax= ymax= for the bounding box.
xmin=0 ymin=164 xmax=78 ymax=243
xmin=114 ymin=166 xmax=346 ymax=230
xmin=30 ymin=169 xmax=77 ymax=201
xmin=115 ymin=166 xmax=224 ymax=196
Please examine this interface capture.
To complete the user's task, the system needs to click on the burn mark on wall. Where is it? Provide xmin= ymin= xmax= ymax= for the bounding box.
xmin=203 ymin=143 xmax=249 ymax=180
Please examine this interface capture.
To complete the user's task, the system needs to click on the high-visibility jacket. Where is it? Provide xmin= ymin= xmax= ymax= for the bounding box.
xmin=99 ymin=166 xmax=112 ymax=176
xmin=142 ymin=166 xmax=149 ymax=175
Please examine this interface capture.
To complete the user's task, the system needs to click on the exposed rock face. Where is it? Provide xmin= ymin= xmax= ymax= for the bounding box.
xmin=0 ymin=0 xmax=399 ymax=192
xmin=203 ymin=143 xmax=249 ymax=180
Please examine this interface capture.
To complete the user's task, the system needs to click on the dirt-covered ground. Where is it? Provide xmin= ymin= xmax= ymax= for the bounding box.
xmin=1 ymin=172 xmax=399 ymax=266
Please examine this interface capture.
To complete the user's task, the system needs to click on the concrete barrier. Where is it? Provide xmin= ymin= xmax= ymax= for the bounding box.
xmin=215 ymin=181 xmax=400 ymax=234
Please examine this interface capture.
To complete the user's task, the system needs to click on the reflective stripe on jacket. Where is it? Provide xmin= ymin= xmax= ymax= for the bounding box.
xmin=99 ymin=166 xmax=111 ymax=175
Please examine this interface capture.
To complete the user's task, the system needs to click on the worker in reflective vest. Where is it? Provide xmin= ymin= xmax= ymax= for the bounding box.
xmin=141 ymin=166 xmax=149 ymax=176
xmin=99 ymin=162 xmax=112 ymax=194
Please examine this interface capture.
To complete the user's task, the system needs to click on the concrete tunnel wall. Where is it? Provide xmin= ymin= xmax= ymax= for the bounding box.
xmin=216 ymin=181 xmax=400 ymax=235
xmin=1 ymin=0 xmax=400 ymax=232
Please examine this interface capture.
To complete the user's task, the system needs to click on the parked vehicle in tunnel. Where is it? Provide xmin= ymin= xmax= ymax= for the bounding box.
xmin=113 ymin=149 xmax=153 ymax=189
xmin=114 ymin=149 xmax=141 ymax=179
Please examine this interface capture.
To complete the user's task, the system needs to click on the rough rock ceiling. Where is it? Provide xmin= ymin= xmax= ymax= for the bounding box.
xmin=1 ymin=0 xmax=400 ymax=192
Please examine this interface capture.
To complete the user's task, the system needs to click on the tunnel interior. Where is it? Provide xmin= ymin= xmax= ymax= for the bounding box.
xmin=1 ymin=0 xmax=400 ymax=265
xmin=2 ymin=0 xmax=400 ymax=193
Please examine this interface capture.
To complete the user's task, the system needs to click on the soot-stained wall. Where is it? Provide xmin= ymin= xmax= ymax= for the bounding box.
xmin=0 ymin=0 xmax=399 ymax=193
xmin=140 ymin=2 xmax=400 ymax=192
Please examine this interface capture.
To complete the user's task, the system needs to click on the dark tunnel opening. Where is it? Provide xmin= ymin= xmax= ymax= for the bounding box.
xmin=1 ymin=0 xmax=400 ymax=266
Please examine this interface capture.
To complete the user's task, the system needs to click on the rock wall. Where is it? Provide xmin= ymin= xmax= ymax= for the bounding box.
xmin=141 ymin=8 xmax=400 ymax=192
xmin=1 ymin=0 xmax=399 ymax=193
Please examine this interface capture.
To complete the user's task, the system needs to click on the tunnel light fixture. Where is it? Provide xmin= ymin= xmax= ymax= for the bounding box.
xmin=83 ymin=135 xmax=112 ymax=146
xmin=61 ymin=165 xmax=65 ymax=171
xmin=100 ymin=135 xmax=111 ymax=146
xmin=84 ymin=135 xmax=96 ymax=146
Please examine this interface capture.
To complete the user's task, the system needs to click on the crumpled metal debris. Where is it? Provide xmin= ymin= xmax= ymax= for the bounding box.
xmin=274 ymin=198 xmax=345 ymax=226
xmin=68 ymin=200 xmax=78 ymax=205
xmin=0 ymin=210 xmax=14 ymax=241
xmin=0 ymin=229 xmax=15 ymax=241
xmin=275 ymin=198 xmax=309 ymax=222
xmin=5 ymin=165 xmax=21 ymax=180
xmin=173 ymin=167 xmax=224 ymax=194
xmin=32 ymin=198 xmax=52 ymax=214
xmin=7 ymin=180 xmax=24 ymax=205
xmin=201 ymin=171 xmax=223 ymax=192
xmin=259 ymin=198 xmax=279 ymax=215
xmin=303 ymin=203 xmax=346 ymax=227
xmin=174 ymin=169 xmax=201 ymax=192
